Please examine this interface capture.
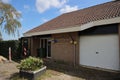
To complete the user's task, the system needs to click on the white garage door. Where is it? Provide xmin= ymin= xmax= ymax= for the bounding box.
xmin=79 ymin=34 xmax=119 ymax=70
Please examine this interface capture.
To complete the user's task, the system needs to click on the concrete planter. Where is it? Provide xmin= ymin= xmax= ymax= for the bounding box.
xmin=20 ymin=66 xmax=46 ymax=80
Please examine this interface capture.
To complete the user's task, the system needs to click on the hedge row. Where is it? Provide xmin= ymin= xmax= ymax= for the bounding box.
xmin=0 ymin=40 xmax=21 ymax=60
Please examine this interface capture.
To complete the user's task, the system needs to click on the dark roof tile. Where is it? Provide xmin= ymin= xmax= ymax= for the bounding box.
xmin=25 ymin=1 xmax=120 ymax=34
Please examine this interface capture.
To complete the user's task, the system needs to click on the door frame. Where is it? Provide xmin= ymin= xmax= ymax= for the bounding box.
xmin=40 ymin=38 xmax=51 ymax=58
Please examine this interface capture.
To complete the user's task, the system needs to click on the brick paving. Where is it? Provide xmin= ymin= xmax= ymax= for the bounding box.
xmin=44 ymin=59 xmax=120 ymax=80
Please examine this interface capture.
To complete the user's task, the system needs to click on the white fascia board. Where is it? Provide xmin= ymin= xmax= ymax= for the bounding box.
xmin=24 ymin=17 xmax=120 ymax=37
xmin=81 ymin=17 xmax=120 ymax=30
xmin=23 ymin=26 xmax=81 ymax=37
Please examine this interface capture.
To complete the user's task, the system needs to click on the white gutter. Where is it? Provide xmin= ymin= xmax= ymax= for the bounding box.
xmin=24 ymin=17 xmax=120 ymax=37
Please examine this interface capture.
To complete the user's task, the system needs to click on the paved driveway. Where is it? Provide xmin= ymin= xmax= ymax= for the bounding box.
xmin=44 ymin=59 xmax=120 ymax=80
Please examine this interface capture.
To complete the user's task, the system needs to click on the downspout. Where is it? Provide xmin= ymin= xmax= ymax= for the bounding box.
xmin=118 ymin=24 xmax=120 ymax=70
xmin=73 ymin=42 xmax=76 ymax=67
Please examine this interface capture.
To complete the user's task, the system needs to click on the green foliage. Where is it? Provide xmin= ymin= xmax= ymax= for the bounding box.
xmin=0 ymin=40 xmax=21 ymax=59
xmin=18 ymin=56 xmax=43 ymax=71
xmin=0 ymin=1 xmax=21 ymax=36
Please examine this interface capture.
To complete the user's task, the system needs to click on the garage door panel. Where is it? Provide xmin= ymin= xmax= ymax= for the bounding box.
xmin=80 ymin=34 xmax=119 ymax=70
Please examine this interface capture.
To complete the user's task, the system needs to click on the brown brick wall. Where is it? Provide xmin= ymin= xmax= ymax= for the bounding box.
xmin=51 ymin=32 xmax=79 ymax=64
xmin=27 ymin=38 xmax=31 ymax=50
xmin=31 ymin=37 xmax=40 ymax=56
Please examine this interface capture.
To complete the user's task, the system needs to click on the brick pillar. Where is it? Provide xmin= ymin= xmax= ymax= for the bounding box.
xmin=118 ymin=24 xmax=120 ymax=69
xmin=30 ymin=37 xmax=34 ymax=56
xmin=30 ymin=37 xmax=40 ymax=57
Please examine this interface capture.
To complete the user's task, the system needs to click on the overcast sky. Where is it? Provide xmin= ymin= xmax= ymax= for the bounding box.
xmin=1 ymin=0 xmax=112 ymax=40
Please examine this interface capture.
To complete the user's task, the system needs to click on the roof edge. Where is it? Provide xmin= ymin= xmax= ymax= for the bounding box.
xmin=24 ymin=17 xmax=120 ymax=37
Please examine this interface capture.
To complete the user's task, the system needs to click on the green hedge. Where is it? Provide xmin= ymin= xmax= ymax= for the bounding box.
xmin=0 ymin=40 xmax=21 ymax=60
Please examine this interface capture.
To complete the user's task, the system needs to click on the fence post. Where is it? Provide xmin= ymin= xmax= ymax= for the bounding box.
xmin=9 ymin=47 xmax=12 ymax=62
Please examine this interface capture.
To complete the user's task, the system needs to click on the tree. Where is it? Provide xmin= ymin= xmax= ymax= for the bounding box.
xmin=0 ymin=1 xmax=21 ymax=37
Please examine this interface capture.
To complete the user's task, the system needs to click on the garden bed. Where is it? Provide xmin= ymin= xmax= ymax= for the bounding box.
xmin=20 ymin=66 xmax=46 ymax=80
xmin=18 ymin=56 xmax=46 ymax=80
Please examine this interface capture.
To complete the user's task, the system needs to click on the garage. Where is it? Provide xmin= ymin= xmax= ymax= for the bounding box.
xmin=79 ymin=24 xmax=119 ymax=70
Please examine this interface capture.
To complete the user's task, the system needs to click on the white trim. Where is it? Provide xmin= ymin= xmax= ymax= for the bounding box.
xmin=24 ymin=17 xmax=120 ymax=37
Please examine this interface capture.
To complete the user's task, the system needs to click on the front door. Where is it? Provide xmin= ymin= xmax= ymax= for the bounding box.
xmin=40 ymin=38 xmax=51 ymax=58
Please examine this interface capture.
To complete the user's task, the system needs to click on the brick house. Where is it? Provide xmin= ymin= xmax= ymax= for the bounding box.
xmin=23 ymin=1 xmax=120 ymax=71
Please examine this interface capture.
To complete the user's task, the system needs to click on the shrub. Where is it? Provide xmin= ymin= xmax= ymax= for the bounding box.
xmin=0 ymin=40 xmax=21 ymax=60
xmin=18 ymin=56 xmax=43 ymax=71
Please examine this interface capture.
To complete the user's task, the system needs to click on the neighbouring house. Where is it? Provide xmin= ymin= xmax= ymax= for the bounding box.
xmin=23 ymin=0 xmax=120 ymax=71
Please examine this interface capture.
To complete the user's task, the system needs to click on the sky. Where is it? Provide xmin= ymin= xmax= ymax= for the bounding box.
xmin=1 ymin=0 xmax=112 ymax=40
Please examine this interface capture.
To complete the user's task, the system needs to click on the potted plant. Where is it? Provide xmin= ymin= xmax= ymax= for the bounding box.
xmin=17 ymin=56 xmax=46 ymax=80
